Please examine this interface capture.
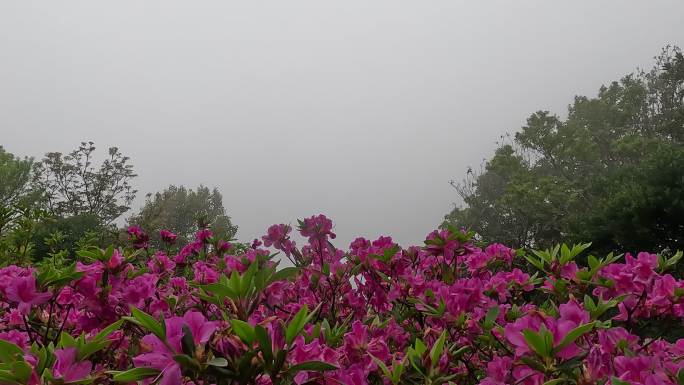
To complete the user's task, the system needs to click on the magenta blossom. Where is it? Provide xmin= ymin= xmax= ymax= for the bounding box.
xmin=52 ymin=348 xmax=91 ymax=383
xmin=106 ymin=249 xmax=123 ymax=270
xmin=262 ymin=224 xmax=296 ymax=256
xmin=127 ymin=225 xmax=150 ymax=249
xmin=195 ymin=229 xmax=213 ymax=243
xmin=299 ymin=214 xmax=336 ymax=244
xmin=5 ymin=274 xmax=52 ymax=315
xmin=134 ymin=311 xmax=219 ymax=385
xmin=160 ymin=229 xmax=178 ymax=243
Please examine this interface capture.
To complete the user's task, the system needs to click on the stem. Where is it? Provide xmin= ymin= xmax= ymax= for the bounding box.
xmin=23 ymin=315 xmax=36 ymax=345
xmin=53 ymin=304 xmax=73 ymax=345
xmin=43 ymin=299 xmax=56 ymax=343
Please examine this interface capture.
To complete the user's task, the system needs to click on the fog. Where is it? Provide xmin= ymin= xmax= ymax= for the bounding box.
xmin=1 ymin=1 xmax=682 ymax=247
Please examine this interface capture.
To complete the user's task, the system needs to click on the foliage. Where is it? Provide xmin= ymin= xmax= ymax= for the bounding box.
xmin=30 ymin=214 xmax=119 ymax=262
xmin=446 ymin=46 xmax=684 ymax=254
xmin=0 ymin=146 xmax=37 ymax=237
xmin=32 ymin=141 xmax=137 ymax=226
xmin=1 ymin=214 xmax=684 ymax=385
xmin=0 ymin=205 xmax=47 ymax=266
xmin=128 ymin=184 xmax=238 ymax=246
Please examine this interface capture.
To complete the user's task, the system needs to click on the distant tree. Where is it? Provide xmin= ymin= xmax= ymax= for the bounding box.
xmin=0 ymin=146 xmax=35 ymax=236
xmin=30 ymin=213 xmax=118 ymax=259
xmin=445 ymin=46 xmax=684 ymax=254
xmin=32 ymin=142 xmax=137 ymax=225
xmin=128 ymin=185 xmax=238 ymax=246
xmin=0 ymin=146 xmax=33 ymax=207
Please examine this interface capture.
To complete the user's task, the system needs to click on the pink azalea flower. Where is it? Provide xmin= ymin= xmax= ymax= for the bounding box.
xmin=5 ymin=274 xmax=52 ymax=315
xmin=299 ymin=214 xmax=336 ymax=246
xmin=148 ymin=252 xmax=176 ymax=274
xmin=195 ymin=229 xmax=213 ymax=243
xmin=0 ymin=330 xmax=30 ymax=349
xmin=262 ymin=224 xmax=296 ymax=256
xmin=133 ymin=311 xmax=219 ymax=385
xmin=216 ymin=240 xmax=232 ymax=253
xmin=160 ymin=229 xmax=178 ymax=244
xmin=127 ymin=225 xmax=150 ymax=249
xmin=106 ymin=249 xmax=123 ymax=270
xmin=123 ymin=274 xmax=158 ymax=308
xmin=52 ymin=348 xmax=91 ymax=383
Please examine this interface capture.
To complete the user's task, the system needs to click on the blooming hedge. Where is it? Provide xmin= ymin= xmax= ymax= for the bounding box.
xmin=1 ymin=214 xmax=684 ymax=385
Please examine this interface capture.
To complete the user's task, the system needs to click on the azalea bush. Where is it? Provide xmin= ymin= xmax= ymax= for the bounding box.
xmin=1 ymin=214 xmax=684 ymax=385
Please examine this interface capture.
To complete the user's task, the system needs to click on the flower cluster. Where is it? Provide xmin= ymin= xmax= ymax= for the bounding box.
xmin=0 ymin=215 xmax=683 ymax=385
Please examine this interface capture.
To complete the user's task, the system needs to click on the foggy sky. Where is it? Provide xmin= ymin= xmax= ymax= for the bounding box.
xmin=1 ymin=1 xmax=683 ymax=248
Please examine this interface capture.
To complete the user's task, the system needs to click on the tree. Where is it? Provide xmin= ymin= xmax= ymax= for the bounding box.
xmin=445 ymin=46 xmax=684 ymax=254
xmin=32 ymin=142 xmax=137 ymax=225
xmin=128 ymin=185 xmax=238 ymax=245
xmin=0 ymin=146 xmax=35 ymax=236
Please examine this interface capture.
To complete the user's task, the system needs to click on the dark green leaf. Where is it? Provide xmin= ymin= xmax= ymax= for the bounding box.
xmin=254 ymin=325 xmax=273 ymax=366
xmin=207 ymin=357 xmax=229 ymax=367
xmin=553 ymin=322 xmax=594 ymax=354
xmin=231 ymin=319 xmax=255 ymax=345
xmin=288 ymin=361 xmax=338 ymax=373
xmin=0 ymin=340 xmax=24 ymax=363
xmin=108 ymin=368 xmax=160 ymax=382
xmin=181 ymin=325 xmax=196 ymax=356
xmin=522 ymin=329 xmax=549 ymax=358
xmin=285 ymin=305 xmax=309 ymax=345
xmin=126 ymin=307 xmax=165 ymax=340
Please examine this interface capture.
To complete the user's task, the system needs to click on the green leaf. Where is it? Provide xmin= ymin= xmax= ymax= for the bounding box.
xmin=92 ymin=320 xmax=124 ymax=342
xmin=588 ymin=255 xmax=599 ymax=270
xmin=104 ymin=245 xmax=115 ymax=261
xmin=254 ymin=325 xmax=273 ymax=366
xmin=77 ymin=320 xmax=125 ymax=360
xmin=543 ymin=380 xmax=566 ymax=385
xmin=524 ymin=254 xmax=545 ymax=272
xmin=228 ymin=270 xmax=241 ymax=295
xmin=173 ymin=354 xmax=201 ymax=371
xmin=0 ymin=340 xmax=25 ymax=363
xmin=522 ymin=329 xmax=549 ymax=358
xmin=287 ymin=361 xmax=338 ymax=373
xmin=369 ymin=354 xmax=391 ymax=378
xmin=553 ymin=322 xmax=594 ymax=354
xmin=125 ymin=307 xmax=165 ymax=340
xmin=583 ymin=295 xmax=596 ymax=312
xmin=201 ymin=282 xmax=238 ymax=300
xmin=611 ymin=378 xmax=631 ymax=385
xmin=413 ymin=338 xmax=427 ymax=356
xmin=59 ymin=332 xmax=78 ymax=349
xmin=270 ymin=267 xmax=299 ymax=284
xmin=181 ymin=325 xmax=196 ymax=356
xmin=520 ymin=356 xmax=546 ymax=372
xmin=560 ymin=244 xmax=572 ymax=264
xmin=0 ymin=372 xmax=22 ymax=385
xmin=285 ymin=305 xmax=309 ymax=345
xmin=429 ymin=331 xmax=447 ymax=366
xmin=240 ymin=262 xmax=258 ymax=296
xmin=484 ymin=306 xmax=500 ymax=330
xmin=231 ymin=319 xmax=256 ymax=345
xmin=273 ymin=349 xmax=287 ymax=374
xmin=11 ymin=361 xmax=31 ymax=384
xmin=108 ymin=368 xmax=161 ymax=382
xmin=677 ymin=367 xmax=684 ymax=385
xmin=391 ymin=360 xmax=405 ymax=384
xmin=207 ymin=357 xmax=229 ymax=367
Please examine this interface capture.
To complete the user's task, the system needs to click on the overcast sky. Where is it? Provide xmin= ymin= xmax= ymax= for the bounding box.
xmin=1 ymin=1 xmax=682 ymax=248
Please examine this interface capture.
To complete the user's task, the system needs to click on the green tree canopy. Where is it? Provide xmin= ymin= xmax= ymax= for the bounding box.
xmin=128 ymin=184 xmax=238 ymax=246
xmin=0 ymin=146 xmax=35 ymax=236
xmin=445 ymin=46 xmax=684 ymax=254
xmin=32 ymin=141 xmax=137 ymax=225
